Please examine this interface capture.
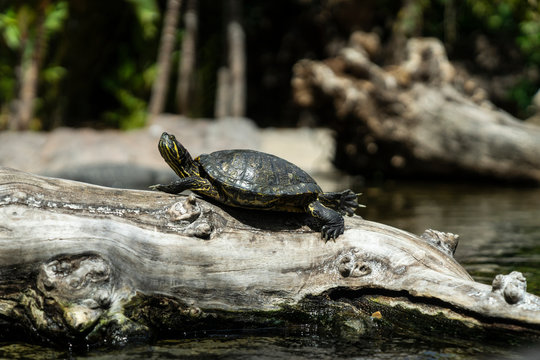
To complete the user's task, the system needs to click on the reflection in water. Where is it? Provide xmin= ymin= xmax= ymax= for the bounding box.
xmin=361 ymin=182 xmax=540 ymax=295
xmin=2 ymin=332 xmax=537 ymax=360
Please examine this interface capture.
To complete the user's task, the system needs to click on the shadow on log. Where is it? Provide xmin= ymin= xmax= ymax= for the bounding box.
xmin=292 ymin=34 xmax=540 ymax=183
xmin=0 ymin=167 xmax=539 ymax=347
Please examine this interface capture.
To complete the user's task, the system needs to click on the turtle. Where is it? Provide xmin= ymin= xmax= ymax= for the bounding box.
xmin=150 ymin=132 xmax=362 ymax=240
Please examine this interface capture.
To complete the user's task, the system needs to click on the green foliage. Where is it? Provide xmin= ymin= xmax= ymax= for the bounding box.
xmin=0 ymin=63 xmax=14 ymax=96
xmin=508 ymin=78 xmax=537 ymax=115
xmin=0 ymin=1 xmax=69 ymax=129
xmin=0 ymin=0 xmax=161 ymax=130
xmin=0 ymin=8 xmax=20 ymax=49
xmin=126 ymin=0 xmax=159 ymax=39
xmin=103 ymin=59 xmax=156 ymax=130
xmin=41 ymin=65 xmax=66 ymax=83
xmin=462 ymin=0 xmax=540 ymax=112
xmin=0 ymin=8 xmax=22 ymax=108
xmin=407 ymin=0 xmax=540 ymax=114
xmin=99 ymin=0 xmax=160 ymax=129
xmin=463 ymin=0 xmax=540 ymax=65
xmin=466 ymin=0 xmax=516 ymax=31
xmin=517 ymin=12 xmax=540 ymax=65
xmin=44 ymin=1 xmax=68 ymax=34
xmin=0 ymin=2 xmax=68 ymax=52
xmin=2 ymin=0 xmax=540 ymax=129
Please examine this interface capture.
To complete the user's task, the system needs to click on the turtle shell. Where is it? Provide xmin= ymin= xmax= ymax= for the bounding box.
xmin=198 ymin=150 xmax=322 ymax=197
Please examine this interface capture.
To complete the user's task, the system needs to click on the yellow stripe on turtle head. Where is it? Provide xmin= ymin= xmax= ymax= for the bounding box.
xmin=158 ymin=132 xmax=199 ymax=178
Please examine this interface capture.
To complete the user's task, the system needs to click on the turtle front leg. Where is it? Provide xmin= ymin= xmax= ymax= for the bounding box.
xmin=318 ymin=189 xmax=363 ymax=216
xmin=150 ymin=177 xmax=220 ymax=200
xmin=307 ymin=200 xmax=345 ymax=241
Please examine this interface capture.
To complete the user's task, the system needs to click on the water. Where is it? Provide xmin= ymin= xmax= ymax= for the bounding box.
xmin=1 ymin=182 xmax=539 ymax=359
xmin=2 ymin=332 xmax=539 ymax=359
xmin=362 ymin=182 xmax=540 ymax=295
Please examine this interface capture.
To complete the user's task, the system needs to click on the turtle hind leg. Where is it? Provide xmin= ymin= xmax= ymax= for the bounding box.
xmin=318 ymin=189 xmax=363 ymax=216
xmin=307 ymin=200 xmax=345 ymax=241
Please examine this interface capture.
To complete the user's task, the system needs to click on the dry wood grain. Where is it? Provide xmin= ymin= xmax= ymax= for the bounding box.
xmin=1 ymin=167 xmax=538 ymax=345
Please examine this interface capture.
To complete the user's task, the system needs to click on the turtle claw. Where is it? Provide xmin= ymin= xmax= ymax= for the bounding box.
xmin=339 ymin=190 xmax=362 ymax=216
xmin=321 ymin=219 xmax=345 ymax=242
xmin=319 ymin=190 xmax=363 ymax=217
xmin=308 ymin=200 xmax=346 ymax=241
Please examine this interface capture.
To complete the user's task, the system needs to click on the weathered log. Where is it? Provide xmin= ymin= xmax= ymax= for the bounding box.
xmin=292 ymin=34 xmax=540 ymax=183
xmin=0 ymin=167 xmax=539 ymax=347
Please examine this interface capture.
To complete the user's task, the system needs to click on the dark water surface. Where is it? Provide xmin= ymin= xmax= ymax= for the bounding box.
xmin=362 ymin=182 xmax=540 ymax=295
xmin=2 ymin=182 xmax=539 ymax=359
xmin=2 ymin=331 xmax=539 ymax=359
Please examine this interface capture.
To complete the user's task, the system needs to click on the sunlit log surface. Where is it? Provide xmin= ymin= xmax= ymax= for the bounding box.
xmin=293 ymin=34 xmax=540 ymax=183
xmin=0 ymin=167 xmax=539 ymax=346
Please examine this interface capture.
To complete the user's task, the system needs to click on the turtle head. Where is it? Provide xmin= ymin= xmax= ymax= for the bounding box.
xmin=158 ymin=132 xmax=199 ymax=178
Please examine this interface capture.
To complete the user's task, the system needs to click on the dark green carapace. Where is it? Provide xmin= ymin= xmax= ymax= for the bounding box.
xmin=151 ymin=132 xmax=362 ymax=240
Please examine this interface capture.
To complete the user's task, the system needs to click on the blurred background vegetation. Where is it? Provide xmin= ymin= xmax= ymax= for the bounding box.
xmin=0 ymin=0 xmax=539 ymax=131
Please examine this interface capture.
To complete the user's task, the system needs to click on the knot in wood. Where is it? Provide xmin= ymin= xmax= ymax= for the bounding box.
xmin=491 ymin=271 xmax=527 ymax=305
xmin=186 ymin=221 xmax=212 ymax=239
xmin=38 ymin=254 xmax=113 ymax=308
xmin=168 ymin=194 xmax=201 ymax=222
xmin=421 ymin=229 xmax=459 ymax=256
xmin=337 ymin=252 xmax=371 ymax=278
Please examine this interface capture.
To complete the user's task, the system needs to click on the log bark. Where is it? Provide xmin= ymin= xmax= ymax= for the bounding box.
xmin=0 ymin=167 xmax=539 ymax=346
xmin=292 ymin=34 xmax=540 ymax=183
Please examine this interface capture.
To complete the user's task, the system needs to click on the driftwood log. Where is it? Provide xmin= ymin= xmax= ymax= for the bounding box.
xmin=0 ymin=166 xmax=539 ymax=347
xmin=292 ymin=34 xmax=540 ymax=183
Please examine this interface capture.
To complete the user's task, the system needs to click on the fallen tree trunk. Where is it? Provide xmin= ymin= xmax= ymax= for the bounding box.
xmin=0 ymin=167 xmax=539 ymax=347
xmin=292 ymin=34 xmax=540 ymax=183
